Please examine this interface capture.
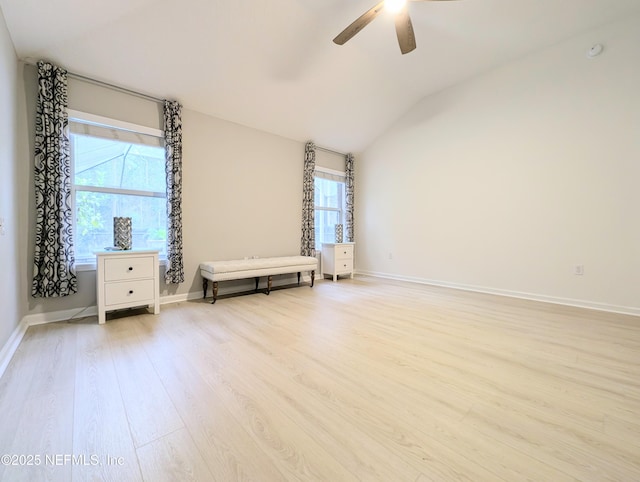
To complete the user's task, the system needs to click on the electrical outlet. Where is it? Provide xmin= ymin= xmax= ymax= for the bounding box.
xmin=574 ymin=265 xmax=584 ymax=276
xmin=388 ymin=252 xmax=393 ymax=260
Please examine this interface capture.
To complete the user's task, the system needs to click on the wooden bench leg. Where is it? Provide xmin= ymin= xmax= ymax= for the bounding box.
xmin=266 ymin=275 xmax=272 ymax=295
xmin=311 ymin=270 xmax=315 ymax=288
xmin=255 ymin=277 xmax=259 ymax=292
xmin=202 ymin=278 xmax=208 ymax=299
xmin=211 ymin=281 xmax=219 ymax=304
xmin=297 ymin=272 xmax=301 ymax=285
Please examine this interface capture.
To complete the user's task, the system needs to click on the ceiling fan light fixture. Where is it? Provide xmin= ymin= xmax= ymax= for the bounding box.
xmin=385 ymin=0 xmax=407 ymax=14
xmin=334 ymin=0 xmax=455 ymax=52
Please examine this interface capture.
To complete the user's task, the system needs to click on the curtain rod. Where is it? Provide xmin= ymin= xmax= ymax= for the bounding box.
xmin=22 ymin=58 xmax=164 ymax=104
xmin=316 ymin=146 xmax=347 ymax=157
xmin=68 ymin=71 xmax=164 ymax=104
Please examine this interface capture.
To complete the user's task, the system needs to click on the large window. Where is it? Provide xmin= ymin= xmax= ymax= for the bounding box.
xmin=69 ymin=111 xmax=167 ymax=264
xmin=314 ymin=168 xmax=346 ymax=250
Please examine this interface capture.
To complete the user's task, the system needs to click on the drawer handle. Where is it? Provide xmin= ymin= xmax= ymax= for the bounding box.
xmin=129 ymin=290 xmax=134 ymax=294
xmin=343 ymin=251 xmax=347 ymax=254
xmin=343 ymin=264 xmax=347 ymax=267
xmin=128 ymin=267 xmax=133 ymax=271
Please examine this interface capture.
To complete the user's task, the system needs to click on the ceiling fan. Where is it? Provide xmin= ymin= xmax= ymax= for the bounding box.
xmin=333 ymin=0 xmax=457 ymax=55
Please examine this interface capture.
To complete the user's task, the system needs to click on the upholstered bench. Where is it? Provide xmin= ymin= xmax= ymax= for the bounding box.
xmin=200 ymin=256 xmax=317 ymax=303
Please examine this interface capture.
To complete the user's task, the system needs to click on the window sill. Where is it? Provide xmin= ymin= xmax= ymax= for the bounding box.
xmin=76 ymin=258 xmax=168 ymax=272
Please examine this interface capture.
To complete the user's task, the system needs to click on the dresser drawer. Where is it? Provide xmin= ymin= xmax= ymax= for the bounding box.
xmin=335 ymin=245 xmax=354 ymax=260
xmin=335 ymin=259 xmax=354 ymax=274
xmin=105 ymin=279 xmax=155 ymax=306
xmin=104 ymin=256 xmax=155 ymax=282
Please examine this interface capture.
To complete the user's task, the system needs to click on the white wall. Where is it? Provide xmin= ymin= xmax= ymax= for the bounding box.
xmin=357 ymin=16 xmax=640 ymax=313
xmin=18 ymin=67 xmax=306 ymax=318
xmin=179 ymin=109 xmax=304 ymax=297
xmin=0 ymin=7 xmax=23 ymax=348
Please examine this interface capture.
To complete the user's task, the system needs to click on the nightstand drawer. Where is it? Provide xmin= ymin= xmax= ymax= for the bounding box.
xmin=104 ymin=256 xmax=155 ymax=282
xmin=105 ymin=279 xmax=155 ymax=305
xmin=335 ymin=259 xmax=354 ymax=273
xmin=335 ymin=245 xmax=354 ymax=260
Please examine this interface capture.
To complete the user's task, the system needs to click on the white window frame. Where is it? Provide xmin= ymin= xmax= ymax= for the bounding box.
xmin=314 ymin=166 xmax=346 ymax=250
xmin=68 ymin=110 xmax=167 ymax=270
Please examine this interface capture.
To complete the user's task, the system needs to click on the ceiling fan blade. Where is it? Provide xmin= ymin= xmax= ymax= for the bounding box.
xmin=395 ymin=8 xmax=416 ymax=54
xmin=333 ymin=1 xmax=386 ymax=45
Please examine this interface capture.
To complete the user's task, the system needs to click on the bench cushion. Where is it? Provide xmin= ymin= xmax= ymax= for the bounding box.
xmin=200 ymin=256 xmax=317 ymax=282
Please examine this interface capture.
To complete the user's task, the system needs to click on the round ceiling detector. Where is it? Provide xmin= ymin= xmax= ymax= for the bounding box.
xmin=587 ymin=44 xmax=603 ymax=58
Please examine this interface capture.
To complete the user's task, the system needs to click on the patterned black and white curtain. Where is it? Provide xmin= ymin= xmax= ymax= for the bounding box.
xmin=301 ymin=141 xmax=316 ymax=256
xmin=32 ymin=61 xmax=77 ymax=298
xmin=164 ymin=100 xmax=184 ymax=284
xmin=345 ymin=153 xmax=355 ymax=243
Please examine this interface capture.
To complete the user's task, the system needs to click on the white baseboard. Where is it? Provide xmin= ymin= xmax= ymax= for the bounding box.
xmin=0 ymin=318 xmax=29 ymax=379
xmin=20 ymin=297 xmax=184 ymax=326
xmin=356 ymin=270 xmax=640 ymax=317
xmin=159 ymin=291 xmax=204 ymax=305
xmin=22 ymin=306 xmax=99 ymax=326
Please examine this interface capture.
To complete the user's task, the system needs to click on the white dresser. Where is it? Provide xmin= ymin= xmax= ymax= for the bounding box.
xmin=322 ymin=242 xmax=355 ymax=282
xmin=95 ymin=249 xmax=160 ymax=324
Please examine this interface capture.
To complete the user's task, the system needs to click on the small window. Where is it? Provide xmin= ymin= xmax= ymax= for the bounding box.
xmin=69 ymin=112 xmax=167 ymax=264
xmin=314 ymin=168 xmax=346 ymax=250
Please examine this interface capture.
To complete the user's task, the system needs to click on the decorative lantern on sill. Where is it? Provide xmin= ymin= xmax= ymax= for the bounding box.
xmin=113 ymin=217 xmax=132 ymax=250
xmin=335 ymin=223 xmax=344 ymax=244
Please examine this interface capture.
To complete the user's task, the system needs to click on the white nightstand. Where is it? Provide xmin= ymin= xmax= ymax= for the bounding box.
xmin=322 ymin=242 xmax=355 ymax=282
xmin=95 ymin=249 xmax=160 ymax=324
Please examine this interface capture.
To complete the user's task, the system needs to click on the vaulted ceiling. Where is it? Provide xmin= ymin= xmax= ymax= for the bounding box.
xmin=2 ymin=0 xmax=639 ymax=152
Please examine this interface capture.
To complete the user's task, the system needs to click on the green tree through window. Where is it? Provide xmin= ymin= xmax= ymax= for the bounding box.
xmin=70 ymin=117 xmax=167 ymax=262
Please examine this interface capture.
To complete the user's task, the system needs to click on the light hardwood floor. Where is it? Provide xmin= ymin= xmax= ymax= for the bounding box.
xmin=1 ymin=277 xmax=639 ymax=481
